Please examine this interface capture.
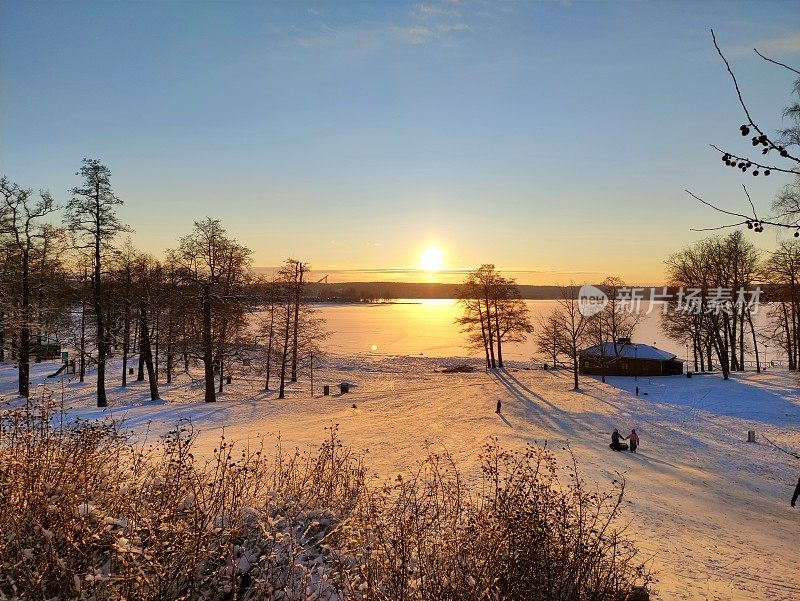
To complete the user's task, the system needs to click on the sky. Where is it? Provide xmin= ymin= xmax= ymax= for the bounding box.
xmin=1 ymin=0 xmax=799 ymax=285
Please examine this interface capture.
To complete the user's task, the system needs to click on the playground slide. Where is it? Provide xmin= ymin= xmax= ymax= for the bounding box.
xmin=47 ymin=363 xmax=68 ymax=378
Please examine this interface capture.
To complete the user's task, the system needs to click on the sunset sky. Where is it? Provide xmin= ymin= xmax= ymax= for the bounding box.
xmin=2 ymin=1 xmax=799 ymax=284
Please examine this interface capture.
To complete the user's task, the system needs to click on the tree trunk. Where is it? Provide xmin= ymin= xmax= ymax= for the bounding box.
xmin=18 ymin=249 xmax=30 ymax=398
xmin=202 ymin=285 xmax=216 ymax=402
xmin=121 ymin=303 xmax=131 ymax=387
xmin=290 ymin=262 xmax=303 ymax=382
xmin=265 ymin=301 xmax=275 ymax=390
xmin=738 ymin=306 xmax=745 ymax=371
xmin=217 ymin=317 xmax=228 ymax=394
xmin=154 ymin=308 xmax=159 ymax=381
xmin=165 ymin=305 xmax=173 ymax=384
xmin=709 ymin=327 xmax=730 ymax=380
xmin=747 ymin=309 xmax=760 ymax=374
xmin=93 ymin=188 xmax=108 ymax=408
xmin=139 ymin=301 xmax=159 ymax=401
xmin=572 ymin=339 xmax=579 ymax=390
xmin=476 ymin=301 xmax=491 ymax=369
xmin=80 ymin=272 xmax=86 ymax=383
xmin=493 ymin=300 xmax=504 ymax=368
xmin=279 ymin=300 xmax=292 ymax=399
xmin=484 ymin=296 xmax=496 ymax=369
xmin=781 ymin=302 xmax=793 ymax=369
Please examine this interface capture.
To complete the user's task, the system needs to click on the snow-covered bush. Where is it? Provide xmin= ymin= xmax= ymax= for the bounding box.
xmin=0 ymin=396 xmax=652 ymax=600
xmin=329 ymin=440 xmax=654 ymax=600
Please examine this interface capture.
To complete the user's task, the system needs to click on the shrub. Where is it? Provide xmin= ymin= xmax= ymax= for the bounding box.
xmin=0 ymin=393 xmax=653 ymax=600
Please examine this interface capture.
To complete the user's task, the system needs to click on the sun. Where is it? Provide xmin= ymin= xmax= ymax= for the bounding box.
xmin=420 ymin=245 xmax=444 ymax=271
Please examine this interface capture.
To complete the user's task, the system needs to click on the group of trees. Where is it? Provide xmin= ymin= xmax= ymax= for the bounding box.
xmin=456 ymin=265 xmax=533 ymax=369
xmin=663 ymin=231 xmax=800 ymax=378
xmin=457 ymin=266 xmax=643 ymax=391
xmin=669 ymin=33 xmax=800 ymax=379
xmin=534 ymin=278 xmax=640 ymax=390
xmin=662 ymin=231 xmax=760 ymax=380
xmin=0 ymin=160 xmax=325 ymax=406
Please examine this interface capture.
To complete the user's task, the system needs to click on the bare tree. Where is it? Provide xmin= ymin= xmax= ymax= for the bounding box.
xmin=113 ymin=239 xmax=138 ymax=388
xmin=554 ymin=285 xmax=594 ymax=390
xmin=761 ymin=240 xmax=800 ymax=370
xmin=290 ymin=261 xmax=306 ymax=383
xmin=0 ymin=178 xmax=58 ymax=397
xmin=457 ymin=265 xmax=532 ymax=369
xmin=662 ymin=233 xmax=761 ymax=380
xmin=535 ymin=309 xmax=566 ymax=369
xmin=271 ymin=260 xmax=325 ymax=398
xmin=173 ymin=218 xmax=252 ymax=402
xmin=64 ymin=159 xmax=129 ymax=407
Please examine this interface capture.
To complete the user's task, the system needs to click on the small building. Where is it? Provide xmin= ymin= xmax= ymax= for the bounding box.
xmin=579 ymin=339 xmax=683 ymax=376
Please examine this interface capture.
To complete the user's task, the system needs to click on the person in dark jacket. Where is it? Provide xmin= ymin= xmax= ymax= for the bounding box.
xmin=609 ymin=428 xmax=628 ymax=451
xmin=496 ymin=399 xmax=502 ymax=414
xmin=792 ymin=477 xmax=800 ymax=508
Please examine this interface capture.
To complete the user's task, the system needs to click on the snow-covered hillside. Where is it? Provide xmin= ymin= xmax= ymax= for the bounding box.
xmin=1 ymin=357 xmax=798 ymax=600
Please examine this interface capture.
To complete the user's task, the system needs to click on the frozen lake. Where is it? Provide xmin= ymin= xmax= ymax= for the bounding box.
xmin=314 ymin=299 xmax=689 ymax=361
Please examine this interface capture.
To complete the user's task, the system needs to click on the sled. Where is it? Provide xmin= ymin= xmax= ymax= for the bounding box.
xmin=609 ymin=442 xmax=629 ymax=451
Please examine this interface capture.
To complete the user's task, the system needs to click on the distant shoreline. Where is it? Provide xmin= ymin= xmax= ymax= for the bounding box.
xmin=308 ymin=282 xmax=583 ymax=301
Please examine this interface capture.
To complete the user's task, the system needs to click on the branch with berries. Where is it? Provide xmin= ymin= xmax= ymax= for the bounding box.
xmin=687 ymin=186 xmax=800 ymax=236
xmin=691 ymin=30 xmax=800 ymax=233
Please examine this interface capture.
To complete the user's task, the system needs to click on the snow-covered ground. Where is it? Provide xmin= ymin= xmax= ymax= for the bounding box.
xmin=1 ymin=356 xmax=799 ymax=600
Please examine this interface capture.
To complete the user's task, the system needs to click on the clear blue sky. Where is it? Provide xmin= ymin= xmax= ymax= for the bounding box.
xmin=2 ymin=0 xmax=798 ymax=283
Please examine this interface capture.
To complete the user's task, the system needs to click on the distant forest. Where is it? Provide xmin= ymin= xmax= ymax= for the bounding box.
xmin=309 ymin=282 xmax=584 ymax=302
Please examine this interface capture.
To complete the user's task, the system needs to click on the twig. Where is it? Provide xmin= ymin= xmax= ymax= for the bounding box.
xmin=711 ymin=29 xmax=755 ymax=127
xmin=754 ymin=48 xmax=800 ymax=77
xmin=687 ymin=188 xmax=800 ymax=231
xmin=711 ymin=29 xmax=800 ymax=164
xmin=742 ymin=185 xmax=757 ymax=220
xmin=685 ymin=189 xmax=750 ymax=220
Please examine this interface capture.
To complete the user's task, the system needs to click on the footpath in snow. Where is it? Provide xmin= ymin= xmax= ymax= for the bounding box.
xmin=1 ymin=356 xmax=798 ymax=600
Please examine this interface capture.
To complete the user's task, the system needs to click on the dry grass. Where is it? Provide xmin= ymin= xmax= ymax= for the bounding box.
xmin=0 ymin=390 xmax=654 ymax=600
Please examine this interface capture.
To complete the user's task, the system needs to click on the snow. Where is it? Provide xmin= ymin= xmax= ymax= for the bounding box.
xmin=1 ymin=356 xmax=799 ymax=600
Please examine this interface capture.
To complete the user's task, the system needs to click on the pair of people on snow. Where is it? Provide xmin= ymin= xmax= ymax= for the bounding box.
xmin=610 ymin=428 xmax=639 ymax=452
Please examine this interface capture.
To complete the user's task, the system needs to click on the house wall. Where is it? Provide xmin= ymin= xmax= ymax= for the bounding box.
xmin=579 ymin=356 xmax=683 ymax=376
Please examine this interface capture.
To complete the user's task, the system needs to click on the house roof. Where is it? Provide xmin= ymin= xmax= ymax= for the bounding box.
xmin=580 ymin=342 xmax=680 ymax=362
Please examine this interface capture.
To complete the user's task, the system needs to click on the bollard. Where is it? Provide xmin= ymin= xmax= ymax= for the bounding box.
xmin=747 ymin=430 xmax=756 ymax=443
xmin=323 ymin=385 xmax=330 ymax=396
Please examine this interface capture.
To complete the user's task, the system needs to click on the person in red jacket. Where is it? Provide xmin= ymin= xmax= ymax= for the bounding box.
xmin=626 ymin=429 xmax=640 ymax=453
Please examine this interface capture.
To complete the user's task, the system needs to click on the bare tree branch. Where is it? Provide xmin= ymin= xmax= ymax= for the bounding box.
xmin=754 ymin=48 xmax=800 ymax=77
